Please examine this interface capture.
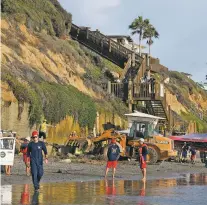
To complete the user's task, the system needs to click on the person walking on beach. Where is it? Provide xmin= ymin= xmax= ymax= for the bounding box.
xmin=138 ymin=138 xmax=148 ymax=181
xmin=27 ymin=130 xmax=48 ymax=192
xmin=189 ymin=146 xmax=196 ymax=164
xmin=105 ymin=138 xmax=120 ymax=178
xmin=20 ymin=137 xmax=31 ymax=176
xmin=181 ymin=142 xmax=189 ymax=163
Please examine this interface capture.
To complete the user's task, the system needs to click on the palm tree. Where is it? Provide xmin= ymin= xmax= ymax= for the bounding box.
xmin=129 ymin=16 xmax=150 ymax=55
xmin=143 ymin=25 xmax=159 ymax=56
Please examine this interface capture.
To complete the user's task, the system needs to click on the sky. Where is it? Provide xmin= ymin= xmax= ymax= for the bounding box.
xmin=59 ymin=0 xmax=207 ymax=82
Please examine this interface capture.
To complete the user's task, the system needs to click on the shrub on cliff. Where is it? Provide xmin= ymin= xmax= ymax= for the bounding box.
xmin=1 ymin=0 xmax=72 ymax=37
xmin=38 ymin=82 xmax=96 ymax=129
xmin=1 ymin=73 xmax=43 ymax=126
xmin=2 ymin=73 xmax=96 ymax=129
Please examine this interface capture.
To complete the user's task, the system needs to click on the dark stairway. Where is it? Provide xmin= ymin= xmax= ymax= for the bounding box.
xmin=146 ymin=100 xmax=168 ymax=124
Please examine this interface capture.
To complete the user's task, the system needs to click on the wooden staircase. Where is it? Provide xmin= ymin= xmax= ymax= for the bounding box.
xmin=69 ymin=25 xmax=189 ymax=134
xmin=146 ymin=100 xmax=168 ymax=130
xmin=147 ymin=100 xmax=168 ymax=121
xmin=69 ymin=24 xmax=143 ymax=82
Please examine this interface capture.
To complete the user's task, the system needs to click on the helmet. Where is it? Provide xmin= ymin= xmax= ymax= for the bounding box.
xmin=139 ymin=138 xmax=144 ymax=142
xmin=111 ymin=138 xmax=116 ymax=144
xmin=32 ymin=130 xmax=38 ymax=137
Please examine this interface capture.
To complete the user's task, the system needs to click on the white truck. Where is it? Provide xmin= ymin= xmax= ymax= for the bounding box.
xmin=0 ymin=130 xmax=16 ymax=166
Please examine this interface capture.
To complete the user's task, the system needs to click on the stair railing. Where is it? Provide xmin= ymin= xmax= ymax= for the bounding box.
xmin=132 ymin=82 xmax=158 ymax=99
xmin=70 ymin=24 xmax=143 ymax=69
xmin=120 ymin=55 xmax=132 ymax=81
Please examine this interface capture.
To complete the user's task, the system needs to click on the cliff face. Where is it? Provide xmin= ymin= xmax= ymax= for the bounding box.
xmin=1 ymin=0 xmax=128 ymax=140
xmin=1 ymin=0 xmax=206 ymax=140
xmin=1 ymin=20 xmax=98 ymax=98
xmin=155 ymin=71 xmax=207 ymax=132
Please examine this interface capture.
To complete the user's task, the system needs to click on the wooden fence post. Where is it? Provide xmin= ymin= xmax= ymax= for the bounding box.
xmin=76 ymin=28 xmax=80 ymax=39
xmin=86 ymin=27 xmax=89 ymax=39
xmin=128 ymin=79 xmax=133 ymax=111
xmin=131 ymin=52 xmax=135 ymax=67
xmin=168 ymin=105 xmax=171 ymax=131
xmin=109 ymin=39 xmax=112 ymax=52
xmin=107 ymin=81 xmax=111 ymax=94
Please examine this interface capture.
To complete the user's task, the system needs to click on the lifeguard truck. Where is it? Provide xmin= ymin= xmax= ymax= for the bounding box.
xmin=0 ymin=130 xmax=16 ymax=166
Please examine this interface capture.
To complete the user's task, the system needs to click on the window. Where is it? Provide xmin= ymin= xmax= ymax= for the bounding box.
xmin=0 ymin=139 xmax=14 ymax=150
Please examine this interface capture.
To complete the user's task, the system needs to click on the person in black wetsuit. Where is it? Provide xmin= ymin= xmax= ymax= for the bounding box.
xmin=181 ymin=142 xmax=189 ymax=163
xmin=27 ymin=130 xmax=48 ymax=192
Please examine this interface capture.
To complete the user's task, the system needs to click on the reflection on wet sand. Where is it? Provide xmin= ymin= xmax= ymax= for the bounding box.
xmin=20 ymin=184 xmax=30 ymax=205
xmin=31 ymin=192 xmax=39 ymax=205
xmin=136 ymin=180 xmax=146 ymax=205
xmin=2 ymin=173 xmax=207 ymax=205
xmin=105 ymin=179 xmax=116 ymax=205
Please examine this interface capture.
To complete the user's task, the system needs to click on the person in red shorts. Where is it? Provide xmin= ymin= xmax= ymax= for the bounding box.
xmin=20 ymin=137 xmax=31 ymax=176
xmin=189 ymin=146 xmax=196 ymax=164
xmin=138 ymin=138 xmax=148 ymax=181
xmin=105 ymin=138 xmax=120 ymax=178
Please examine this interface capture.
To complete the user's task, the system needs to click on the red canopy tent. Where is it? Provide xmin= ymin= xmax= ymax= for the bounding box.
xmin=169 ymin=133 xmax=207 ymax=143
xmin=169 ymin=133 xmax=207 ymax=151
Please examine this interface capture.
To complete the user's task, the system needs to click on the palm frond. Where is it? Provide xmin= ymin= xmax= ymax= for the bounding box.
xmin=147 ymin=39 xmax=153 ymax=45
xmin=131 ymin=30 xmax=139 ymax=35
xmin=143 ymin=24 xmax=159 ymax=39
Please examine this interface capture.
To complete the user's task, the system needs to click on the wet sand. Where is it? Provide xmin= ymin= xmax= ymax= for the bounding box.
xmin=2 ymin=174 xmax=207 ymax=204
xmin=2 ymin=156 xmax=207 ymax=186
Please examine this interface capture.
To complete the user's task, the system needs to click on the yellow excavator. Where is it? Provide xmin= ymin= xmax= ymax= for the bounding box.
xmin=64 ymin=129 xmax=125 ymax=156
xmin=64 ymin=111 xmax=177 ymax=164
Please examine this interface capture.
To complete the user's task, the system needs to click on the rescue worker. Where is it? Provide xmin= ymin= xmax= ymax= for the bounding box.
xmin=72 ymin=131 xmax=77 ymax=137
xmin=138 ymin=138 xmax=148 ymax=181
xmin=39 ymin=119 xmax=48 ymax=142
xmin=20 ymin=137 xmax=31 ymax=176
xmin=181 ymin=142 xmax=189 ymax=163
xmin=189 ymin=146 xmax=196 ymax=164
xmin=27 ymin=130 xmax=48 ymax=192
xmin=105 ymin=139 xmax=120 ymax=178
xmin=205 ymin=153 xmax=207 ymax=168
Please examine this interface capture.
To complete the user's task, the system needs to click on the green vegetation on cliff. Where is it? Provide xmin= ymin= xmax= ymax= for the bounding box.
xmin=2 ymin=73 xmax=43 ymax=125
xmin=181 ymin=112 xmax=207 ymax=133
xmin=2 ymin=73 xmax=97 ymax=129
xmin=1 ymin=0 xmax=72 ymax=36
